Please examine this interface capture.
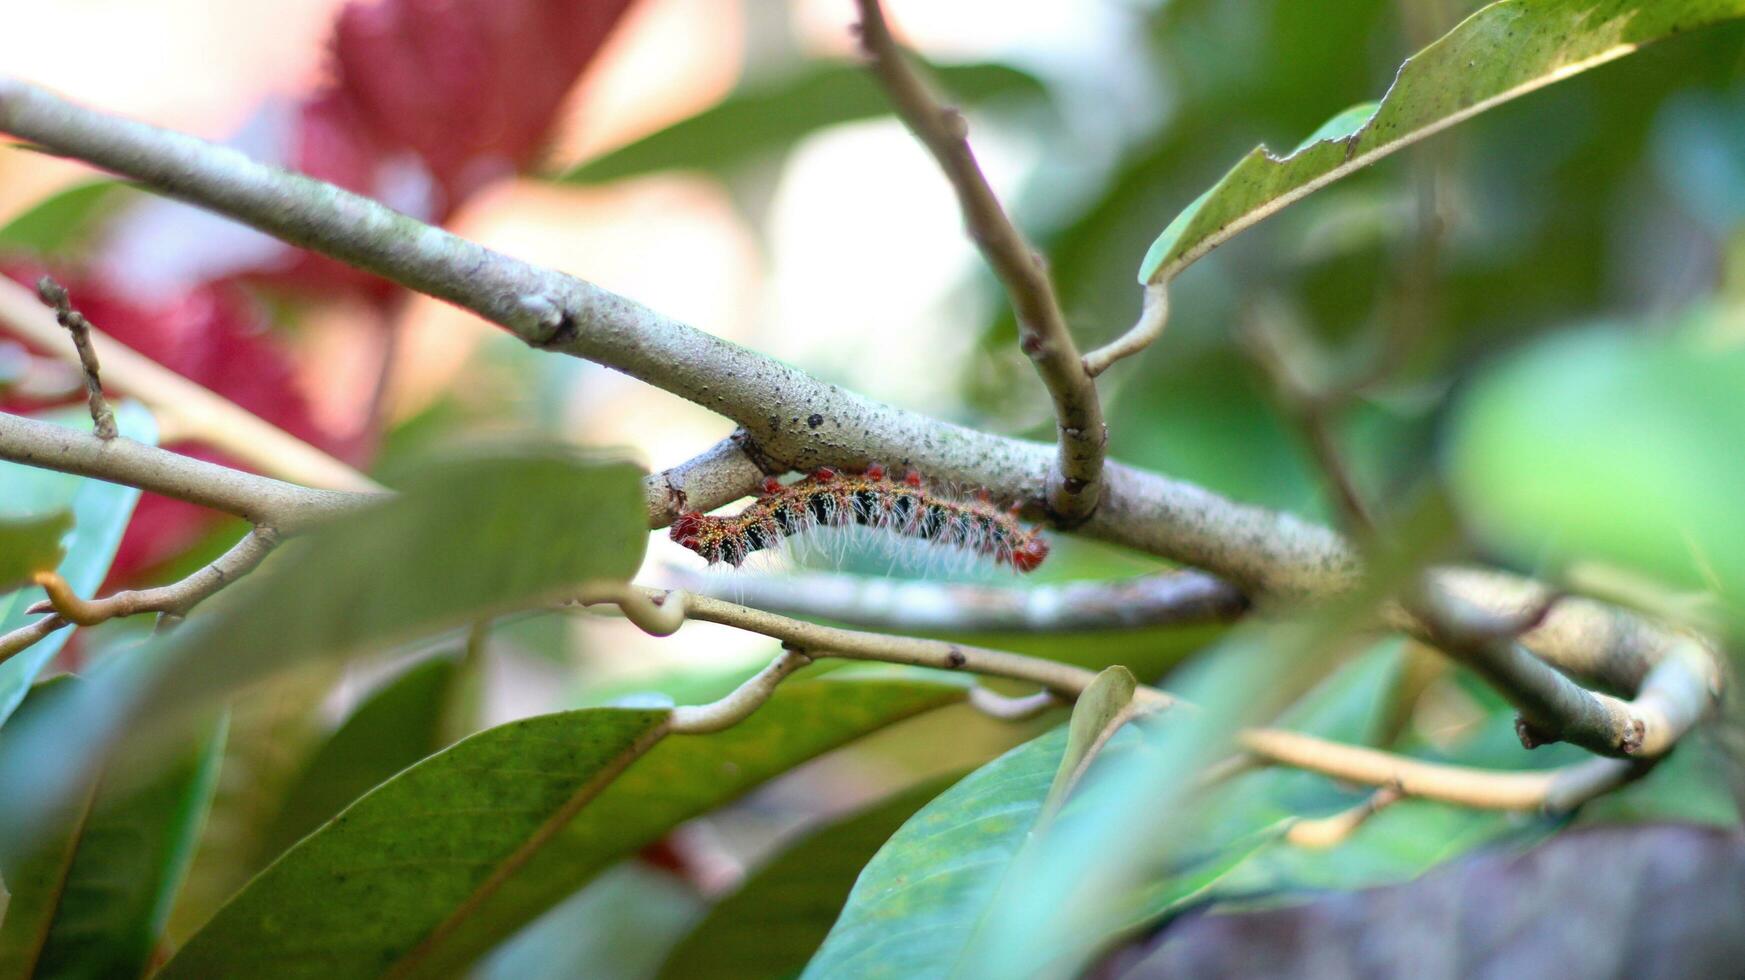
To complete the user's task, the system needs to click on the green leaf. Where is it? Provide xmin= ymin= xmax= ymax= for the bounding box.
xmin=659 ymin=775 xmax=957 ymax=980
xmin=803 ymin=726 xmax=1067 ymax=980
xmin=1042 ymin=666 xmax=1138 ymax=815
xmin=257 ymin=654 xmax=473 ymax=863
xmin=0 ymin=450 xmax=645 ymax=857
xmin=557 ymin=60 xmax=1044 ymax=184
xmin=161 ymin=707 xmax=669 ymax=980
xmin=0 ymin=511 xmax=70 ymax=592
xmin=165 ymin=675 xmax=967 ymax=978
xmin=0 ymin=180 xmax=128 ymax=257
xmin=162 ymin=665 xmax=340 ymax=945
xmin=0 ymin=677 xmax=226 ymax=979
xmin=1446 ymin=321 xmax=1745 ymax=616
xmin=1139 ymin=0 xmax=1745 ymax=284
xmin=0 ymin=403 xmax=153 ymax=727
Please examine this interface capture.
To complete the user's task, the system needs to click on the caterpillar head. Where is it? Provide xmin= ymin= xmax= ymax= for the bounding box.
xmin=669 ymin=511 xmax=706 ymax=551
xmin=1010 ymin=535 xmax=1049 ymax=573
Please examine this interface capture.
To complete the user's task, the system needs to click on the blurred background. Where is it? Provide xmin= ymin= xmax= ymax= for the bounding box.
xmin=4 ymin=0 xmax=1744 ymax=969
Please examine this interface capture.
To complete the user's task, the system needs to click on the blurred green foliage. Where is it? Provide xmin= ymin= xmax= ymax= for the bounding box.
xmin=2 ymin=0 xmax=1744 ymax=976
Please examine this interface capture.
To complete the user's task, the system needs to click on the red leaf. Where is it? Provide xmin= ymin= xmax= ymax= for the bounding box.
xmin=327 ymin=0 xmax=638 ymax=207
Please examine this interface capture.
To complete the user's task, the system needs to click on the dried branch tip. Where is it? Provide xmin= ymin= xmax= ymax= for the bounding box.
xmin=36 ymin=275 xmax=116 ymax=439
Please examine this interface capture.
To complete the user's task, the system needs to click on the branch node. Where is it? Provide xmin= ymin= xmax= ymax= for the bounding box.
xmin=522 ymin=296 xmax=577 ymax=350
xmin=1515 ymin=716 xmax=1554 ymax=750
xmin=938 ymin=106 xmax=968 ymax=139
xmin=728 ymin=427 xmax=784 ymax=476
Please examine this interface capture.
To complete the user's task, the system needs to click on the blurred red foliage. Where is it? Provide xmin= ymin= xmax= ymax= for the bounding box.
xmin=3 ymin=0 xmax=639 ymax=581
xmin=2 ymin=262 xmax=341 ymax=576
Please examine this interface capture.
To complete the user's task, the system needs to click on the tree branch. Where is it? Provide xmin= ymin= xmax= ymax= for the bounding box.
xmin=0 ymin=77 xmax=1713 ymax=706
xmin=29 ymin=526 xmax=281 ymax=627
xmin=1238 ymin=303 xmax=1374 ymax=537
xmin=851 ymin=0 xmax=1106 ymax=524
xmin=670 ymin=567 xmax=1246 ymax=633
xmin=1237 ymin=727 xmax=1629 ymax=812
xmin=571 ymin=583 xmax=1173 ymax=708
xmin=0 ymin=276 xmax=380 ymax=493
xmin=1238 ymin=633 xmax=1716 ymax=812
xmin=0 ymin=75 xmax=1346 ymax=596
xmin=668 ymin=648 xmax=815 ymax=734
xmin=1411 ymin=586 xmax=1634 ymax=756
xmin=0 ymin=615 xmax=67 ymax=666
xmin=644 ymin=430 xmax=772 ymax=528
xmin=968 ymin=686 xmax=1061 ymax=721
xmin=34 ymin=275 xmax=117 ymax=439
xmin=1284 ymin=784 xmax=1402 ymax=849
xmin=0 ymin=411 xmax=373 ymax=529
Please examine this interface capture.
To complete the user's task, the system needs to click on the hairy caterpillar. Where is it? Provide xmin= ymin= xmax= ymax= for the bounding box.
xmin=669 ymin=464 xmax=1049 ymax=573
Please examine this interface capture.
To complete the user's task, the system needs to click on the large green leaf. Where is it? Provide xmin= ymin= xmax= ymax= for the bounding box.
xmin=0 ymin=450 xmax=646 ymax=857
xmin=0 ymin=677 xmax=226 ymax=979
xmin=0 ymin=403 xmax=153 ymax=726
xmin=803 ymin=640 xmax=1404 ymax=979
xmin=162 ymin=665 xmax=339 ymax=946
xmin=802 ymin=726 xmax=1067 ymax=980
xmin=1446 ymin=320 xmax=1745 ymax=618
xmin=161 ymin=707 xmax=669 ymax=979
xmin=164 ymin=674 xmax=968 ymax=977
xmin=257 ymin=653 xmax=475 ymax=862
xmin=1139 ymin=0 xmax=1745 ymax=284
xmin=557 ymin=60 xmax=1043 ymax=184
xmin=659 ymin=775 xmax=957 ymax=980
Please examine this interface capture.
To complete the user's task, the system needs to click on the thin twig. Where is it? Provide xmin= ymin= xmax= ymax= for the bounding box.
xmin=669 ymin=566 xmax=1247 ymax=633
xmin=669 ymin=648 xmax=815 ymax=734
xmin=1083 ymin=284 xmax=1168 ymax=377
xmin=0 ymin=276 xmax=379 ymax=492
xmin=968 ymin=687 xmax=1061 ymax=721
xmin=571 ymin=582 xmax=1174 ymax=708
xmin=1459 ymin=588 xmax=1566 ymax=643
xmin=1238 ymin=302 xmax=1374 ymax=537
xmin=1285 ymin=784 xmax=1403 ymax=849
xmin=1238 ymin=728 xmax=1636 ymax=813
xmin=29 ymin=525 xmax=281 ymax=627
xmin=0 ymin=614 xmax=68 ymax=666
xmin=34 ymin=276 xmax=116 ymax=439
xmin=853 ymin=0 xmax=1106 ymax=524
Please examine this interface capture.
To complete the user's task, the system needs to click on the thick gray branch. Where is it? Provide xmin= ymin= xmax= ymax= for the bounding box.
xmin=1410 ymin=586 xmax=1713 ymax=758
xmin=0 ymin=77 xmax=1713 ymax=701
xmin=0 ymin=77 xmax=1341 ymax=598
xmin=644 ymin=431 xmax=771 ymax=528
xmin=0 ymin=412 xmax=371 ymax=529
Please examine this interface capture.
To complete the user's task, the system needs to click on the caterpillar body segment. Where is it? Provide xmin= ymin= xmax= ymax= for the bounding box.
xmin=668 ymin=466 xmax=1049 ymax=573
